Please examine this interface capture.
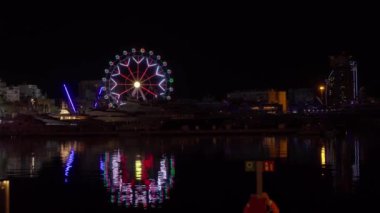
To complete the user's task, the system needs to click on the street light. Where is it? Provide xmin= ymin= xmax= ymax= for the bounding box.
xmin=319 ymin=85 xmax=325 ymax=106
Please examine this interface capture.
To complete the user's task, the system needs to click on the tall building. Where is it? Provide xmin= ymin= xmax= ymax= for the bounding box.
xmin=268 ymin=90 xmax=287 ymax=113
xmin=326 ymin=53 xmax=358 ymax=106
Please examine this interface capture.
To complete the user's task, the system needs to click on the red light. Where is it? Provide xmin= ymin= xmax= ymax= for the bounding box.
xmin=264 ymin=161 xmax=275 ymax=172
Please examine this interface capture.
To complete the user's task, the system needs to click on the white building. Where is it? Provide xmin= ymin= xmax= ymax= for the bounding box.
xmin=18 ymin=84 xmax=42 ymax=99
xmin=5 ymin=86 xmax=20 ymax=102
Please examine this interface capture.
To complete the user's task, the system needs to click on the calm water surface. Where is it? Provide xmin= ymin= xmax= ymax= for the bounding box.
xmin=1 ymin=132 xmax=379 ymax=212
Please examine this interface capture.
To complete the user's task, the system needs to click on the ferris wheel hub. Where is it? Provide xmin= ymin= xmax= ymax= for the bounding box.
xmin=134 ymin=81 xmax=141 ymax=88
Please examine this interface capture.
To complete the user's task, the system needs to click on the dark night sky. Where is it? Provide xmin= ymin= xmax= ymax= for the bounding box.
xmin=1 ymin=5 xmax=379 ymax=99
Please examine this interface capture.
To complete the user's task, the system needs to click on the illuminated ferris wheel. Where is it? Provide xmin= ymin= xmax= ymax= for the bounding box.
xmin=102 ymin=48 xmax=174 ymax=108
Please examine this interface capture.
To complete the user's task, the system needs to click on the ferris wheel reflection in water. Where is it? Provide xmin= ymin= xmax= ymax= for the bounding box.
xmin=99 ymin=150 xmax=175 ymax=209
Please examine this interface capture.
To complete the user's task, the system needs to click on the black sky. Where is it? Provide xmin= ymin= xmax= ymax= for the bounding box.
xmin=1 ymin=5 xmax=379 ymax=99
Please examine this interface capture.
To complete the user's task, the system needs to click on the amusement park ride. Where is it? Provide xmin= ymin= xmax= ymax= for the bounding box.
xmin=96 ymin=48 xmax=174 ymax=109
xmin=56 ymin=48 xmax=174 ymax=120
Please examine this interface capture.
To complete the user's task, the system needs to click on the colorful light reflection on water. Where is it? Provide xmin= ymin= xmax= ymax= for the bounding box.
xmin=100 ymin=150 xmax=175 ymax=209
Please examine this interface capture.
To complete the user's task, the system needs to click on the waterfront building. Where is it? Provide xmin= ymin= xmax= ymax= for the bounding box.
xmin=326 ymin=52 xmax=358 ymax=106
xmin=227 ymin=89 xmax=287 ymax=113
xmin=18 ymin=84 xmax=42 ymax=99
xmin=4 ymin=86 xmax=20 ymax=102
xmin=287 ymin=88 xmax=315 ymax=112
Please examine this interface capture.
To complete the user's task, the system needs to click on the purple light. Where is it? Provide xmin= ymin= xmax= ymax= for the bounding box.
xmin=100 ymin=159 xmax=105 ymax=172
xmin=94 ymin=86 xmax=104 ymax=108
xmin=63 ymin=84 xmax=77 ymax=113
xmin=99 ymin=152 xmax=175 ymax=208
xmin=111 ymin=92 xmax=121 ymax=100
xmin=146 ymin=58 xmax=157 ymax=67
xmin=158 ymin=79 xmax=166 ymax=91
xmin=132 ymin=56 xmax=144 ymax=64
xmin=155 ymin=66 xmax=165 ymax=77
xmin=110 ymin=78 xmax=118 ymax=90
xmin=120 ymin=58 xmax=131 ymax=67
xmin=64 ymin=149 xmax=75 ymax=183
xmin=112 ymin=66 xmax=121 ymax=77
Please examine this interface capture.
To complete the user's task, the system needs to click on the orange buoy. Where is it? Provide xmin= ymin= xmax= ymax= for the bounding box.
xmin=243 ymin=192 xmax=279 ymax=213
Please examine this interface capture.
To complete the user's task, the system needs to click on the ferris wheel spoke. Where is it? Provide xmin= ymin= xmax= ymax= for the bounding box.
xmin=155 ymin=66 xmax=165 ymax=77
xmin=126 ymin=66 xmax=137 ymax=81
xmin=132 ymin=56 xmax=144 ymax=64
xmin=132 ymin=88 xmax=138 ymax=97
xmin=111 ymin=92 xmax=121 ymax=100
xmin=119 ymin=73 xmax=134 ymax=82
xmin=119 ymin=86 xmax=135 ymax=96
xmin=139 ymin=89 xmax=147 ymax=101
xmin=141 ymin=74 xmax=156 ymax=83
xmin=110 ymin=78 xmax=118 ymax=91
xmin=119 ymin=58 xmax=131 ymax=67
xmin=137 ymin=64 xmax=139 ymax=79
xmin=158 ymin=79 xmax=166 ymax=91
xmin=141 ymin=86 xmax=157 ymax=96
xmin=139 ymin=67 xmax=150 ymax=81
xmin=136 ymin=57 xmax=140 ymax=79
xmin=120 ymin=58 xmax=136 ymax=80
xmin=146 ymin=58 xmax=157 ymax=68
xmin=112 ymin=66 xmax=122 ymax=77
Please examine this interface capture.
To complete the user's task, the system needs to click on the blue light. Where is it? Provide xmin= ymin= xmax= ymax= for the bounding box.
xmin=94 ymin=86 xmax=104 ymax=108
xmin=98 ymin=87 xmax=103 ymax=96
xmin=64 ymin=149 xmax=75 ymax=183
xmin=63 ymin=84 xmax=77 ymax=113
xmin=100 ymin=159 xmax=105 ymax=172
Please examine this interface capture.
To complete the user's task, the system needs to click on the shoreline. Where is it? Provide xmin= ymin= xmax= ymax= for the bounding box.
xmin=0 ymin=128 xmax=324 ymax=138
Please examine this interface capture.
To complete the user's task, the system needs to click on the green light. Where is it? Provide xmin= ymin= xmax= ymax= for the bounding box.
xmin=169 ymin=78 xmax=174 ymax=83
